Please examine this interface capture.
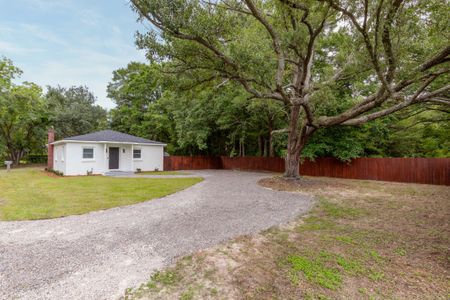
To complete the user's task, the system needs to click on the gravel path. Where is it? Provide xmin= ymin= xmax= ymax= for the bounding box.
xmin=0 ymin=170 xmax=313 ymax=300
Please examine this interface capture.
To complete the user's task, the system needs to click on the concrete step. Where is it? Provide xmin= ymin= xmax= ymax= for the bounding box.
xmin=104 ymin=171 xmax=135 ymax=177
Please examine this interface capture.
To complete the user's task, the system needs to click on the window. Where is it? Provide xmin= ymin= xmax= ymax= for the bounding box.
xmin=133 ymin=149 xmax=141 ymax=159
xmin=83 ymin=148 xmax=94 ymax=159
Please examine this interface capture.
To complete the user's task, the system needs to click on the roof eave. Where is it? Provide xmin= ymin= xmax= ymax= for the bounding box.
xmin=50 ymin=140 xmax=166 ymax=146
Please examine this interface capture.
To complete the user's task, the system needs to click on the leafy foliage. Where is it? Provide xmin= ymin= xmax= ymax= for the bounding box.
xmin=0 ymin=57 xmax=108 ymax=164
xmin=130 ymin=0 xmax=449 ymax=176
xmin=46 ymin=85 xmax=108 ymax=139
xmin=0 ymin=58 xmax=49 ymax=164
xmin=107 ymin=60 xmax=449 ymax=160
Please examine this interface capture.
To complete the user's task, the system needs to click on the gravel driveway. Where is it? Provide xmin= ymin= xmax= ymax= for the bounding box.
xmin=0 ymin=170 xmax=313 ymax=300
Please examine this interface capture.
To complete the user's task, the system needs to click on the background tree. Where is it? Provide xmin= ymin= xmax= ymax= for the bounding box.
xmin=386 ymin=107 xmax=450 ymax=157
xmin=107 ymin=62 xmax=174 ymax=142
xmin=0 ymin=57 xmax=49 ymax=164
xmin=108 ymin=64 xmax=288 ymax=156
xmin=46 ymin=86 xmax=108 ymax=139
xmin=1 ymin=57 xmax=111 ymax=165
xmin=131 ymin=0 xmax=449 ymax=178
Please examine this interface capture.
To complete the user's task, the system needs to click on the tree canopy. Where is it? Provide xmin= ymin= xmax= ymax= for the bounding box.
xmin=0 ymin=57 xmax=108 ymax=164
xmin=0 ymin=58 xmax=49 ymax=164
xmin=1 ymin=0 xmax=448 ymax=169
xmin=46 ymin=86 xmax=108 ymax=139
xmin=130 ymin=0 xmax=449 ymax=177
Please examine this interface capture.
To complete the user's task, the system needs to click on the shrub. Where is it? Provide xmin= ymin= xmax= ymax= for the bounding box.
xmin=46 ymin=168 xmax=63 ymax=176
xmin=25 ymin=154 xmax=47 ymax=164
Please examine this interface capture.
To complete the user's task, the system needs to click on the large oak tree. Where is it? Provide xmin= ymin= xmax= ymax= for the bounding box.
xmin=131 ymin=0 xmax=449 ymax=178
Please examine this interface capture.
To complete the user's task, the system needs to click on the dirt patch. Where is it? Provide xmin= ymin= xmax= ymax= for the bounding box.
xmin=124 ymin=177 xmax=450 ymax=300
xmin=41 ymin=170 xmax=63 ymax=178
xmin=259 ymin=176 xmax=349 ymax=191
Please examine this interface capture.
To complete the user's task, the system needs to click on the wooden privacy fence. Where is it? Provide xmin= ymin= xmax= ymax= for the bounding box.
xmin=164 ymin=156 xmax=450 ymax=185
xmin=163 ymin=156 xmax=222 ymax=171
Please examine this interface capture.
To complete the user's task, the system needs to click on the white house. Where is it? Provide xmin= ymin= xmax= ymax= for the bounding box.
xmin=48 ymin=129 xmax=166 ymax=176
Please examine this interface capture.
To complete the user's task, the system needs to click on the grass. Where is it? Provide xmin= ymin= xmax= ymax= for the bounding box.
xmin=0 ymin=168 xmax=202 ymax=221
xmin=122 ymin=176 xmax=449 ymax=300
xmin=136 ymin=171 xmax=191 ymax=175
xmin=287 ymin=254 xmax=342 ymax=289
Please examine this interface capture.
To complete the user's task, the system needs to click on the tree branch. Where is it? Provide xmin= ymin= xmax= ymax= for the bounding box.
xmin=243 ymin=0 xmax=286 ymax=97
xmin=341 ymin=84 xmax=450 ymax=125
xmin=130 ymin=0 xmax=284 ymax=102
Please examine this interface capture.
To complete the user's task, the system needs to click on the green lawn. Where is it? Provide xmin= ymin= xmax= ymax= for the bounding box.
xmin=136 ymin=171 xmax=192 ymax=175
xmin=0 ymin=168 xmax=202 ymax=221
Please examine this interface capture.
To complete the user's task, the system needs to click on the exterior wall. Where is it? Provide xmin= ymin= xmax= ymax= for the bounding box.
xmin=55 ymin=142 xmax=164 ymax=175
xmin=65 ymin=143 xmax=106 ymax=176
xmin=133 ymin=145 xmax=164 ymax=171
xmin=119 ymin=144 xmax=132 ymax=171
xmin=105 ymin=144 xmax=133 ymax=172
xmin=53 ymin=144 xmax=66 ymax=174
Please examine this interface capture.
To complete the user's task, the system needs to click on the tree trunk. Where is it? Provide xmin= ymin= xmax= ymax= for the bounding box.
xmin=284 ymin=105 xmax=302 ymax=178
xmin=258 ymin=135 xmax=263 ymax=156
xmin=268 ymin=119 xmax=274 ymax=157
xmin=263 ymin=138 xmax=268 ymax=157
xmin=269 ymin=135 xmax=274 ymax=157
xmin=283 ymin=105 xmax=316 ymax=179
xmin=238 ymin=140 xmax=241 ymax=156
xmin=285 ymin=147 xmax=301 ymax=178
xmin=10 ymin=150 xmax=22 ymax=166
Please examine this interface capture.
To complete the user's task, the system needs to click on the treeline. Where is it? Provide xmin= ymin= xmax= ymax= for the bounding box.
xmin=107 ymin=62 xmax=449 ymax=160
xmin=1 ymin=57 xmax=448 ymax=165
xmin=0 ymin=57 xmax=107 ymax=164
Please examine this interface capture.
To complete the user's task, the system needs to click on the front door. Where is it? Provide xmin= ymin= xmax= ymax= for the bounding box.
xmin=109 ymin=147 xmax=119 ymax=169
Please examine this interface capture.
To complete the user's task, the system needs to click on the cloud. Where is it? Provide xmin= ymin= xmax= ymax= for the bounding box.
xmin=19 ymin=24 xmax=69 ymax=47
xmin=79 ymin=9 xmax=103 ymax=27
xmin=16 ymin=45 xmax=146 ymax=109
xmin=0 ymin=41 xmax=43 ymax=54
xmin=0 ymin=0 xmax=148 ymax=109
xmin=22 ymin=0 xmax=72 ymax=10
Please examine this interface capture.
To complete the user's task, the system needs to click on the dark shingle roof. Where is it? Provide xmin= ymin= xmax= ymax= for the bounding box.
xmin=62 ymin=130 xmax=165 ymax=145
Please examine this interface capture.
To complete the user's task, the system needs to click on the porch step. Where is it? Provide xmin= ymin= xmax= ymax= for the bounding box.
xmin=104 ymin=171 xmax=135 ymax=177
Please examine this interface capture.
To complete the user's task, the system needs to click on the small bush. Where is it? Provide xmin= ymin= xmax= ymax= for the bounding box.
xmin=47 ymin=168 xmax=63 ymax=176
xmin=25 ymin=154 xmax=47 ymax=164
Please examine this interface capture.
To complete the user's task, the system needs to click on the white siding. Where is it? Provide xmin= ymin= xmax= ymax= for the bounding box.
xmin=55 ymin=142 xmax=164 ymax=176
xmin=119 ymin=144 xmax=132 ymax=171
xmin=133 ymin=145 xmax=164 ymax=171
xmin=65 ymin=143 xmax=106 ymax=176
xmin=53 ymin=144 xmax=66 ymax=174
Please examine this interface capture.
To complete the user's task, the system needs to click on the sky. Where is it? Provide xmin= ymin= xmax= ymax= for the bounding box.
xmin=0 ymin=0 xmax=148 ymax=109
